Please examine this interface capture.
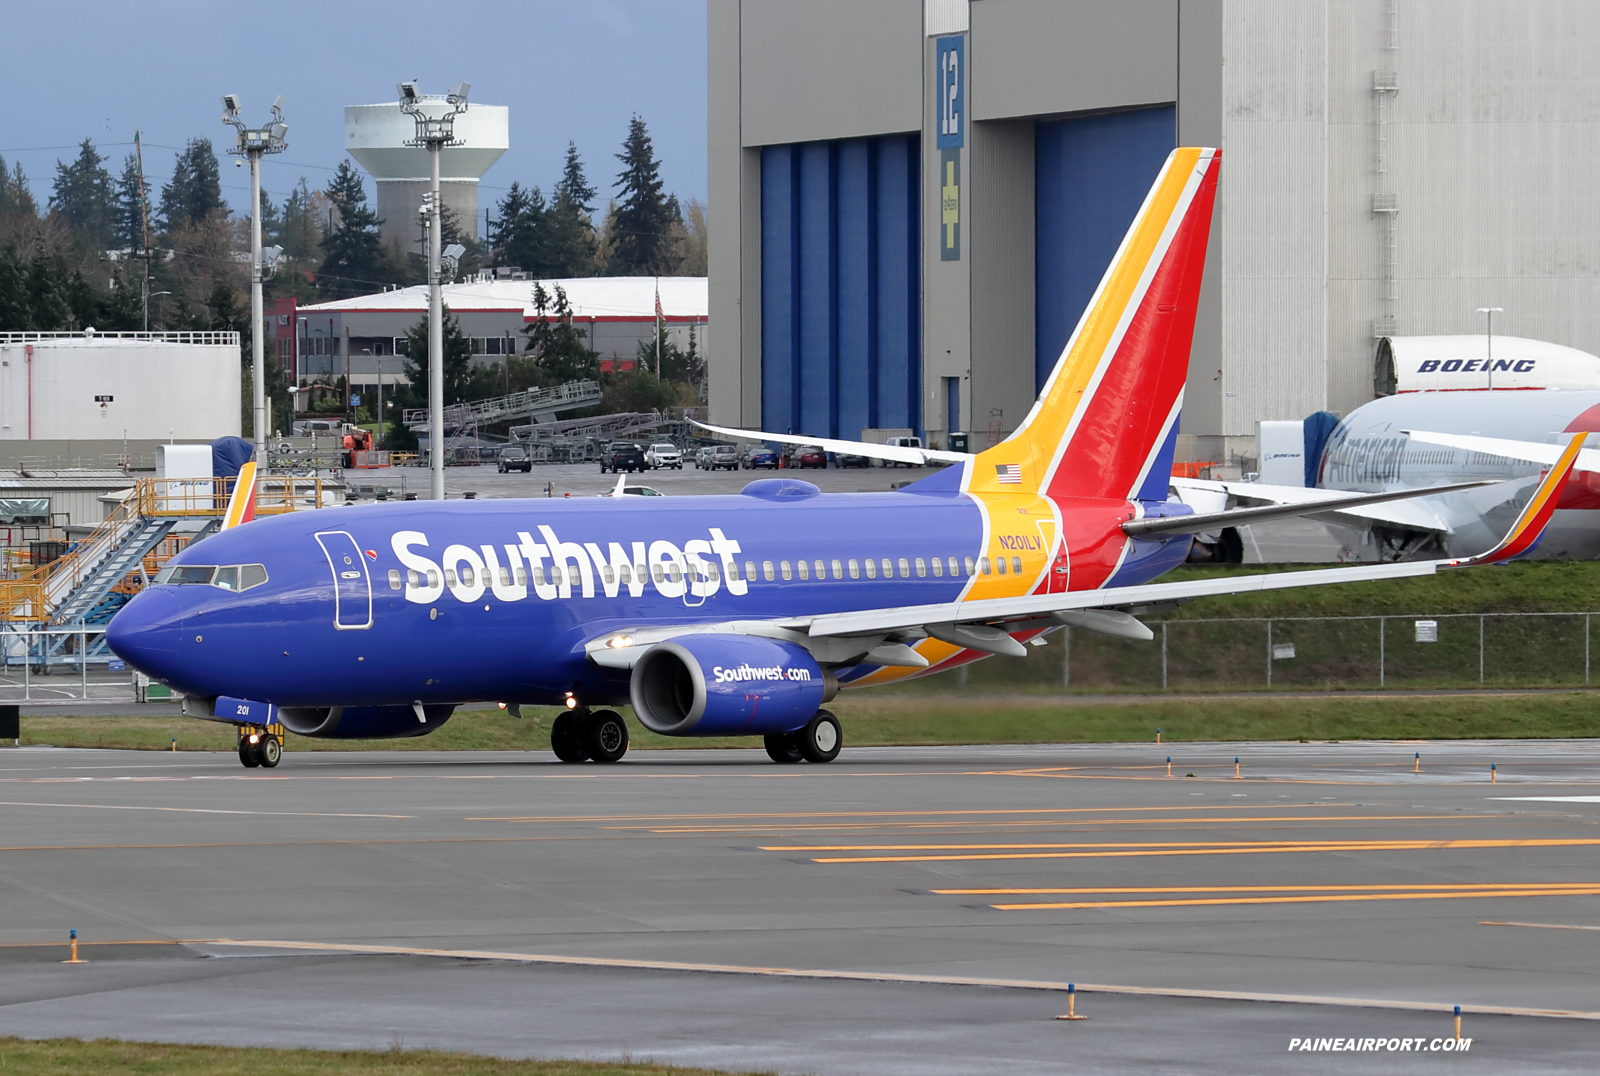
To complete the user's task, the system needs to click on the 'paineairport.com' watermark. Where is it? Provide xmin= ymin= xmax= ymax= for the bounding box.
xmin=1289 ymin=1037 xmax=1473 ymax=1053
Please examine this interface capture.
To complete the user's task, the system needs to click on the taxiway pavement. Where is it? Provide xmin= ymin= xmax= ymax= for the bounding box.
xmin=2 ymin=739 xmax=1596 ymax=1073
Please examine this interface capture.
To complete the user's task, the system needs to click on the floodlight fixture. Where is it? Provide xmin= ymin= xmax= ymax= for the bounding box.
xmin=222 ymin=93 xmax=242 ymax=117
xmin=443 ymin=243 xmax=466 ymax=261
xmin=261 ymin=245 xmax=285 ymax=278
xmin=397 ymin=81 xmax=419 ymax=103
xmin=447 ymin=81 xmax=471 ymax=105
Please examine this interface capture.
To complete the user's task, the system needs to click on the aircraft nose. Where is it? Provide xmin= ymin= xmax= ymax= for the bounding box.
xmin=106 ymin=589 xmax=183 ymax=677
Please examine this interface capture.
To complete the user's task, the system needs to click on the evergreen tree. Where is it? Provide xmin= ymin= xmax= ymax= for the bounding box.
xmin=492 ymin=181 xmax=548 ymax=273
xmin=546 ymin=142 xmax=599 ymax=276
xmin=258 ymin=188 xmax=283 ymax=246
xmin=0 ymin=246 xmax=31 ymax=329
xmin=50 ymin=139 xmax=116 ymax=247
xmin=635 ymin=319 xmax=702 ymax=384
xmin=159 ymin=139 xmax=223 ymax=231
xmin=522 ymin=283 xmax=598 ymax=383
xmin=279 ymin=177 xmax=323 ymax=262
xmin=0 ymin=158 xmax=39 ymax=219
xmin=113 ymin=153 xmax=152 ymax=251
xmin=609 ymin=117 xmax=680 ymax=276
xmin=97 ymin=268 xmax=144 ymax=330
xmin=318 ymin=162 xmax=385 ymax=298
xmin=25 ymin=252 xmax=74 ymax=330
xmin=402 ymin=305 xmax=474 ymax=404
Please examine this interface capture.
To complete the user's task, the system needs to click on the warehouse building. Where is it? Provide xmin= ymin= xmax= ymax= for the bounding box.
xmin=707 ymin=0 xmax=1600 ymax=460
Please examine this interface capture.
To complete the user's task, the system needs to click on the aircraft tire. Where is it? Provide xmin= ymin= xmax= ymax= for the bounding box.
xmin=764 ymin=732 xmax=803 ymax=764
xmin=796 ymin=710 xmax=842 ymax=764
xmin=238 ymin=741 xmax=261 ymax=768
xmin=550 ymin=712 xmax=590 ymax=763
xmin=259 ymin=736 xmax=282 ymax=768
xmin=583 ymin=709 xmax=629 ymax=763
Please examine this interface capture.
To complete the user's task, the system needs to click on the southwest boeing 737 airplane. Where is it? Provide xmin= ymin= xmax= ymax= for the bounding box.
xmin=105 ymin=148 xmax=1582 ymax=769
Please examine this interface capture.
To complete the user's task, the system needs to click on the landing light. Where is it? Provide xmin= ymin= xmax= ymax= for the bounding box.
xmin=247 ymin=734 xmax=259 ymax=744
xmin=564 ymin=695 xmax=579 ymax=710
xmin=607 ymin=635 xmax=634 ymax=649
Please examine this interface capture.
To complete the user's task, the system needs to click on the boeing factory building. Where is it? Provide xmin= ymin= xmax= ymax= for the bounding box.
xmin=706 ymin=0 xmax=1600 ymax=461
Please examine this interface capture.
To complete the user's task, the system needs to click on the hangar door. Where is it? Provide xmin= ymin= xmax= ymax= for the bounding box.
xmin=761 ymin=135 xmax=921 ymax=441
xmin=1034 ymin=107 xmax=1176 ymax=397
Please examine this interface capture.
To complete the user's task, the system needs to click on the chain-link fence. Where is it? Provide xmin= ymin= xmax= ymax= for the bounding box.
xmin=925 ymin=612 xmax=1600 ymax=695
xmin=0 ymin=627 xmax=139 ymax=703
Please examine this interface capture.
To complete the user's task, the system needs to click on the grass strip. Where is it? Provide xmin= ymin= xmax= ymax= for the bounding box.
xmin=0 ymin=1038 xmax=760 ymax=1076
xmin=18 ymin=691 xmax=1600 ymax=753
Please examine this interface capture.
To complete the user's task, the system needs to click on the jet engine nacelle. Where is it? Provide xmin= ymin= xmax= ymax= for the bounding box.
xmin=277 ymin=703 xmax=456 ymax=739
xmin=630 ymin=634 xmax=835 ymax=736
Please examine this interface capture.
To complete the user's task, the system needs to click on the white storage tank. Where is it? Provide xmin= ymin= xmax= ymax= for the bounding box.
xmin=0 ymin=332 xmax=241 ymax=441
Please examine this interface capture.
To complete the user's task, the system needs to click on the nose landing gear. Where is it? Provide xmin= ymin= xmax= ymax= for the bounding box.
xmin=237 ymin=723 xmax=283 ymax=769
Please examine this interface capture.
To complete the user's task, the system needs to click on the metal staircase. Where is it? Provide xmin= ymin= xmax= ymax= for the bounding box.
xmin=403 ymin=379 xmax=603 ymax=434
xmin=49 ymin=517 xmax=177 ymax=625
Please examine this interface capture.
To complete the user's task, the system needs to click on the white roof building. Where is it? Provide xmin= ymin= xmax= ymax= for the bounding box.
xmin=1377 ymin=335 xmax=1600 ymax=394
xmin=294 ymin=276 xmax=708 ymax=382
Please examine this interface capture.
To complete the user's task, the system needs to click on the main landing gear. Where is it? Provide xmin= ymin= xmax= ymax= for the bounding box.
xmin=764 ymin=709 xmax=841 ymax=765
xmin=551 ymin=707 xmax=630 ymax=764
xmin=237 ymin=723 xmax=283 ymax=769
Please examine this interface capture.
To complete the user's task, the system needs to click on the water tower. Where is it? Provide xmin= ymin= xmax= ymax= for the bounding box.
xmin=345 ymin=95 xmax=509 ymax=250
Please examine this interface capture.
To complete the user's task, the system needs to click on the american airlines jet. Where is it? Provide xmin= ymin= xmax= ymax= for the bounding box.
xmin=105 ymin=149 xmax=1578 ymax=768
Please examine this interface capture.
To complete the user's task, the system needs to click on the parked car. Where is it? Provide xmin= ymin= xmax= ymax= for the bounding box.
xmin=645 ymin=442 xmax=683 ymax=469
xmin=837 ymin=452 xmax=871 ymax=468
xmin=884 ymin=435 xmax=924 ymax=468
xmin=793 ymin=445 xmax=828 ymax=469
xmin=707 ymin=444 xmax=740 ymax=471
xmin=601 ymin=485 xmax=664 ymax=497
xmin=497 ymin=445 xmax=532 ymax=473
xmin=694 ymin=445 xmax=716 ymax=469
xmin=742 ymin=445 xmax=780 ymax=469
xmin=600 ymin=442 xmax=648 ymax=474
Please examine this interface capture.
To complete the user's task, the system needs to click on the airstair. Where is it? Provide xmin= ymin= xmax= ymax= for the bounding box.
xmin=403 ymin=379 xmax=603 ymax=437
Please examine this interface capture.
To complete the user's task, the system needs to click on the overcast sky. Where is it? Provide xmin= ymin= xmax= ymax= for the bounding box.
xmin=0 ymin=0 xmax=707 ymax=226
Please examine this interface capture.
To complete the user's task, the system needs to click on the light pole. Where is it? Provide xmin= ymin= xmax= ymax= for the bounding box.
xmin=222 ymin=94 xmax=289 ymax=459
xmin=1476 ymin=306 xmax=1503 ymax=390
xmin=398 ymin=80 xmax=470 ymax=500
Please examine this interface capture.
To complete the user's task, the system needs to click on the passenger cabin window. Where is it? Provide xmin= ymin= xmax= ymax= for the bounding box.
xmin=747 ymin=560 xmax=759 ymax=581
xmin=499 ymin=567 xmax=512 ymax=587
xmin=444 ymin=569 xmax=459 ymax=587
xmin=814 ymin=559 xmax=826 ymax=579
xmin=948 ymin=557 xmax=960 ymax=577
xmin=980 ymin=557 xmax=992 ymax=575
xmin=915 ymin=557 xmax=927 ymax=578
xmin=707 ymin=562 xmax=721 ymax=582
xmin=930 ymin=558 xmax=943 ymax=578
xmin=882 ymin=558 xmax=893 ymax=578
xmin=651 ymin=564 xmax=665 ymax=584
xmin=513 ymin=566 xmax=527 ymax=587
xmin=898 ymin=558 xmax=910 ymax=578
xmin=388 ymin=569 xmax=402 ymax=590
xmin=831 ymin=559 xmax=843 ymax=580
xmin=996 ymin=557 xmax=1007 ymax=575
xmin=797 ymin=560 xmax=809 ymax=581
xmin=964 ymin=556 xmax=976 ymax=577
xmin=601 ymin=565 xmax=616 ymax=586
xmin=848 ymin=559 xmax=860 ymax=579
xmin=764 ymin=561 xmax=776 ymax=581
xmin=865 ymin=559 xmax=877 ymax=579
xmin=1012 ymin=556 xmax=1023 ymax=576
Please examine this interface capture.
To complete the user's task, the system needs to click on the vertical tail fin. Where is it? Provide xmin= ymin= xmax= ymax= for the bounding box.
xmin=970 ymin=147 xmax=1220 ymax=502
xmin=220 ymin=460 xmax=257 ymax=531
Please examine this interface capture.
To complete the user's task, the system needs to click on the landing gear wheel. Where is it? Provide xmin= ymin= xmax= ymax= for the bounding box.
xmin=583 ymin=709 xmax=629 ymax=763
xmin=238 ymin=740 xmax=261 ymax=768
xmin=796 ymin=710 xmax=842 ymax=764
xmin=764 ymin=731 xmax=803 ymax=764
xmin=550 ymin=711 xmax=590 ymax=763
xmin=258 ymin=736 xmax=282 ymax=768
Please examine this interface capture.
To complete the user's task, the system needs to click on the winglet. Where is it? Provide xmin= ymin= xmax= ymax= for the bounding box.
xmin=220 ymin=460 xmax=257 ymax=531
xmin=1448 ymin=433 xmax=1584 ymax=567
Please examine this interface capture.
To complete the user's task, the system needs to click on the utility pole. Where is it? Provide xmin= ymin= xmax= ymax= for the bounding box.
xmin=399 ymin=80 xmax=470 ymax=500
xmin=134 ymin=132 xmax=153 ymax=332
xmin=222 ymin=95 xmax=289 ymax=458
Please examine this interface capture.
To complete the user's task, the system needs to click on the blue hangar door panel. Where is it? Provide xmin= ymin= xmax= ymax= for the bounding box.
xmin=1034 ymin=107 xmax=1175 ymax=393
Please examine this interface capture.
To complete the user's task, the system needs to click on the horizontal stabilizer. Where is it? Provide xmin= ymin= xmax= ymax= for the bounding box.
xmin=1125 ymin=480 xmax=1496 ymax=537
xmin=690 ymin=420 xmax=968 ymax=467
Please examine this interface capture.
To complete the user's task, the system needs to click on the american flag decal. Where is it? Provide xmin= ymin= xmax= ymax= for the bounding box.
xmin=995 ymin=464 xmax=1021 ymax=484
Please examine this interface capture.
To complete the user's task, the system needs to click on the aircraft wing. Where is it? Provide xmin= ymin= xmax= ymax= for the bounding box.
xmin=1127 ymin=480 xmax=1491 ymax=537
xmin=690 ymin=420 xmax=969 ymax=466
xmin=1170 ymin=476 xmax=1454 ymax=534
xmin=1404 ymin=429 xmax=1600 ymax=474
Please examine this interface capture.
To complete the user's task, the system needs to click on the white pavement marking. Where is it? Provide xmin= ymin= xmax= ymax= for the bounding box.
xmin=0 ymin=800 xmax=412 ymax=819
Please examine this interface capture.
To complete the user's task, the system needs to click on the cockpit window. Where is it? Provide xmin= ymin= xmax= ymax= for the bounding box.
xmin=155 ymin=563 xmax=268 ymax=590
